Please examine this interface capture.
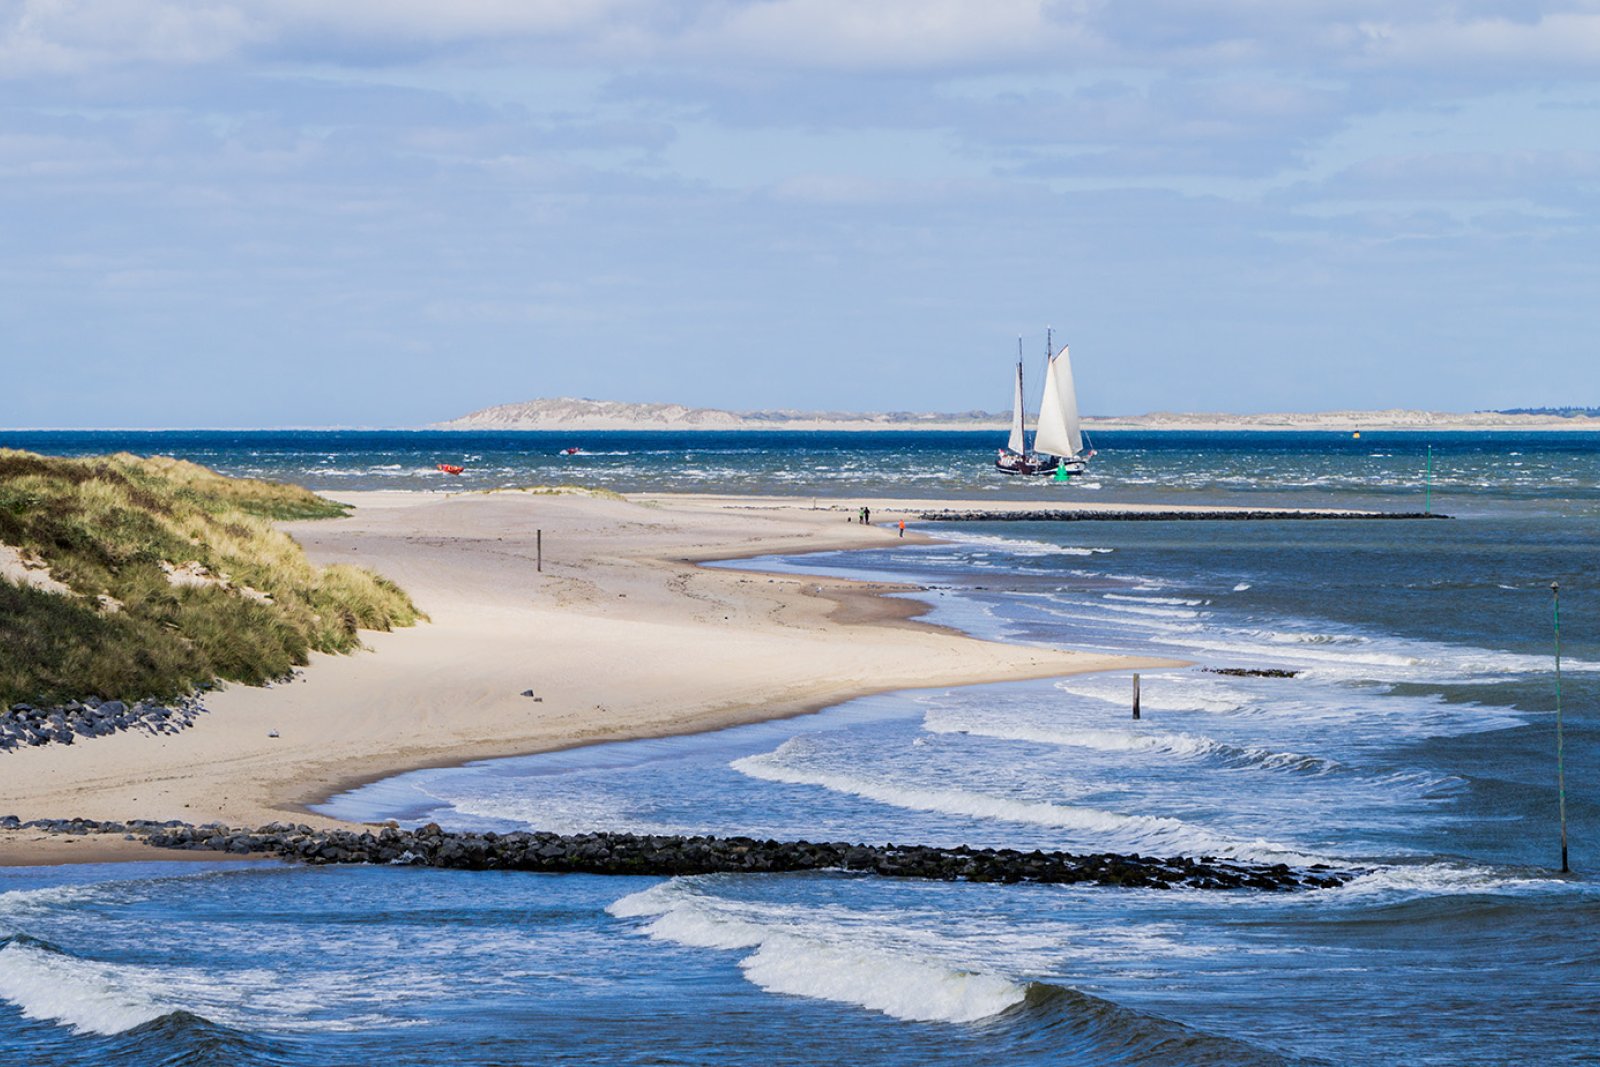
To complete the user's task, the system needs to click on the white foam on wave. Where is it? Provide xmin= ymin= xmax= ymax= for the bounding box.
xmin=0 ymin=941 xmax=171 ymax=1035
xmin=1031 ymin=602 xmax=1205 ymax=641
xmin=609 ymin=881 xmax=1029 ymax=1023
xmin=0 ymin=877 xmax=442 ymax=1036
xmin=0 ymin=933 xmax=464 ymax=1039
xmin=1332 ymin=862 xmax=1595 ymax=900
xmin=0 ymin=883 xmax=111 ymax=934
xmin=922 ymin=709 xmax=1340 ymax=775
xmin=737 ymin=935 xmax=1026 ymax=1023
xmin=934 ymin=530 xmax=1113 ymax=557
xmin=1143 ymin=624 xmax=1600 ymax=682
xmin=1058 ymin=669 xmax=1522 ymax=739
xmin=1055 ymin=673 xmax=1249 ymax=714
xmin=732 ymin=743 xmax=1322 ymax=865
xmin=419 ymin=784 xmax=682 ymax=837
xmin=1103 ymin=593 xmax=1206 ymax=607
xmin=1093 ymin=600 xmax=1202 ymax=620
xmin=1029 ymin=581 xmax=1600 ymax=683
xmin=0 ymin=936 xmax=425 ymax=1037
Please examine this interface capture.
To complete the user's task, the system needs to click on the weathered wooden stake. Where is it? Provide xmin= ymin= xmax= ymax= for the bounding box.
xmin=537 ymin=529 xmax=543 ymax=573
xmin=1425 ymin=444 xmax=1433 ymax=515
xmin=1553 ymin=581 xmax=1569 ymax=873
xmin=1132 ymin=673 xmax=1141 ymax=720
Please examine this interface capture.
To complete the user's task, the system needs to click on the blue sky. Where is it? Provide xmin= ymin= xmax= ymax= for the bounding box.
xmin=2 ymin=1 xmax=1597 ymax=427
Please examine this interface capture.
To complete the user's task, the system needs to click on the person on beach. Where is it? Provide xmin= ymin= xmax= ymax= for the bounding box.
xmin=863 ymin=506 xmax=871 ymax=525
xmin=898 ymin=519 xmax=905 ymax=537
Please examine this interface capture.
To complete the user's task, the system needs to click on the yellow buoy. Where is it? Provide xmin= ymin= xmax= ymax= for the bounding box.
xmin=1352 ymin=431 xmax=1361 ymax=439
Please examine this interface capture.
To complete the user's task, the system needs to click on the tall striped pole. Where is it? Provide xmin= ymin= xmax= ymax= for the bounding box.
xmin=1553 ymin=581 xmax=1569 ymax=873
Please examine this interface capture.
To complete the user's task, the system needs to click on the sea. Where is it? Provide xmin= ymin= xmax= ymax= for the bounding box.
xmin=1 ymin=429 xmax=1596 ymax=1066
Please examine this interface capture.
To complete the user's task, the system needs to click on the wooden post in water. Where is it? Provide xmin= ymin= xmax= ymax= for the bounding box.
xmin=1553 ymin=582 xmax=1569 ymax=873
xmin=1132 ymin=673 xmax=1141 ymax=720
xmin=537 ymin=529 xmax=543 ymax=574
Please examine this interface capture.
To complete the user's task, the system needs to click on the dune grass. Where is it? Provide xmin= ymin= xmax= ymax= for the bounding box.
xmin=0 ymin=450 xmax=420 ymax=706
xmin=484 ymin=484 xmax=627 ymax=500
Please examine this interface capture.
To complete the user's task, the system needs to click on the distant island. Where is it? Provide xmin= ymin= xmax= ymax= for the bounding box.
xmin=434 ymin=398 xmax=1600 ymax=432
xmin=434 ymin=398 xmax=1004 ymax=431
xmin=1495 ymin=406 xmax=1600 ymax=418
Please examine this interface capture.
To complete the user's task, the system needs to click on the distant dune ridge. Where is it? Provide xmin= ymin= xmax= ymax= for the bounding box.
xmin=433 ymin=398 xmax=1005 ymax=431
xmin=435 ymin=398 xmax=1600 ymax=432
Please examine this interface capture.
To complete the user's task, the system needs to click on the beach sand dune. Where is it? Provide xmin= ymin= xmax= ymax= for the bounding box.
xmin=2 ymin=491 xmax=1169 ymax=860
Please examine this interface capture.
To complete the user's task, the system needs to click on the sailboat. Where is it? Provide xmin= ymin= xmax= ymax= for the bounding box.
xmin=995 ymin=330 xmax=1094 ymax=477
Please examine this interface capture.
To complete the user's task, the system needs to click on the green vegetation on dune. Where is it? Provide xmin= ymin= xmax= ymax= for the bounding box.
xmin=0 ymin=450 xmax=420 ymax=706
xmin=485 ymin=484 xmax=626 ymax=500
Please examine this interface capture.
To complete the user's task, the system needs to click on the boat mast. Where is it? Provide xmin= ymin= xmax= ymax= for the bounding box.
xmin=1018 ymin=336 xmax=1027 ymax=455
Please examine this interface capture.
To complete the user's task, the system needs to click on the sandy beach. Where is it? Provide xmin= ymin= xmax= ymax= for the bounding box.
xmin=0 ymin=491 xmax=1188 ymax=863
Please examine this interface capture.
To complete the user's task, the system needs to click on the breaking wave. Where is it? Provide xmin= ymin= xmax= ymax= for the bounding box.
xmin=921 ymin=710 xmax=1341 ymax=776
xmin=731 ymin=743 xmax=1324 ymax=865
xmin=609 ymin=879 xmax=1028 ymax=1023
xmin=933 ymin=531 xmax=1115 ymax=558
xmin=610 ymin=880 xmax=1304 ymax=1063
xmin=0 ymin=935 xmax=173 ymax=1035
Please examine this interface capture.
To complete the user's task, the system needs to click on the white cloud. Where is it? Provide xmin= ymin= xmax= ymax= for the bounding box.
xmin=9 ymin=1 xmax=1600 ymax=76
xmin=2 ymin=0 xmax=1598 ymax=423
xmin=0 ymin=0 xmax=260 ymax=73
xmin=683 ymin=0 xmax=1085 ymax=70
xmin=1355 ymin=10 xmax=1600 ymax=68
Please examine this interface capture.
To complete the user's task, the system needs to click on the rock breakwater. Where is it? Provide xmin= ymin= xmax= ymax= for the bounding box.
xmin=0 ymin=697 xmax=205 ymax=750
xmin=917 ymin=509 xmax=1446 ymax=522
xmin=1 ymin=816 xmax=1359 ymax=891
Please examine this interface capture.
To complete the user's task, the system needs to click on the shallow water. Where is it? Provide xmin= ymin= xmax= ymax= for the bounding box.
xmin=2 ymin=431 xmax=1597 ymax=1064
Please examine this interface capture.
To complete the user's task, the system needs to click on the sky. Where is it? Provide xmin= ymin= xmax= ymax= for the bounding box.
xmin=2 ymin=1 xmax=1598 ymax=427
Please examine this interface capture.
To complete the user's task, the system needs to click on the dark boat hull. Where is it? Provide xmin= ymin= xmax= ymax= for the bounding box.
xmin=995 ymin=456 xmax=1059 ymax=476
xmin=994 ymin=454 xmax=1088 ymax=477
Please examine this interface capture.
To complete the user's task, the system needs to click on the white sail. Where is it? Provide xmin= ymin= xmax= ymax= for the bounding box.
xmin=1033 ymin=344 xmax=1083 ymax=459
xmin=1007 ymin=361 xmax=1026 ymax=454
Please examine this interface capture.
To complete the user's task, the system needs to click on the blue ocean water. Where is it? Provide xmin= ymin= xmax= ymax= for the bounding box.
xmin=2 ymin=430 xmax=1598 ymax=1065
xmin=4 ymin=427 xmax=1599 ymax=512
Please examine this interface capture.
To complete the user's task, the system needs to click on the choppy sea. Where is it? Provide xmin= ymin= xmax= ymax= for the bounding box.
xmin=1 ymin=430 xmax=1597 ymax=1065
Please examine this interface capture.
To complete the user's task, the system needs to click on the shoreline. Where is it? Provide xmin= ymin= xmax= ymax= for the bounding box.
xmin=2 ymin=490 xmax=1197 ymax=865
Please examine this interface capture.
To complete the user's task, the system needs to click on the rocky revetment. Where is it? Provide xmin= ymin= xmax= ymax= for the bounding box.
xmin=2 ymin=816 xmax=1360 ymax=891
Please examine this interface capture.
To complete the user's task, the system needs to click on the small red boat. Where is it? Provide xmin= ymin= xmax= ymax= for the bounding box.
xmin=436 ymin=463 xmax=464 ymax=475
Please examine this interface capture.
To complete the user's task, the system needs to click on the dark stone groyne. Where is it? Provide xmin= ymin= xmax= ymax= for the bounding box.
xmin=1 ymin=816 xmax=1358 ymax=891
xmin=0 ymin=697 xmax=205 ymax=751
xmin=917 ymin=509 xmax=1446 ymax=522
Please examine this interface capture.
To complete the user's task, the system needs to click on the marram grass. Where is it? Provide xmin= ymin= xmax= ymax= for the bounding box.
xmin=484 ymin=484 xmax=626 ymax=500
xmin=0 ymin=450 xmax=420 ymax=706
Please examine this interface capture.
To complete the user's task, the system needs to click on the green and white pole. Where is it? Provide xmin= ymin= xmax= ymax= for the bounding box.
xmin=1553 ymin=581 xmax=1569 ymax=874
